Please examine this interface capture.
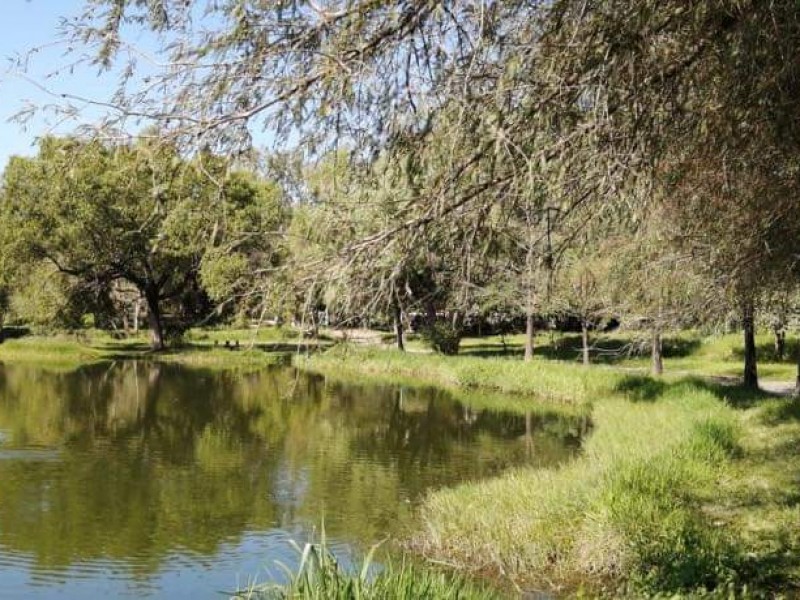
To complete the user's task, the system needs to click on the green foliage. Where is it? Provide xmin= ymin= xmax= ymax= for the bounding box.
xmin=199 ymin=250 xmax=250 ymax=302
xmin=0 ymin=137 xmax=287 ymax=346
xmin=9 ymin=263 xmax=83 ymax=330
xmin=421 ymin=322 xmax=462 ymax=355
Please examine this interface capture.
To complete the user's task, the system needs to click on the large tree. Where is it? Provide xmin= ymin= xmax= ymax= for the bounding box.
xmin=1 ymin=137 xmax=286 ymax=349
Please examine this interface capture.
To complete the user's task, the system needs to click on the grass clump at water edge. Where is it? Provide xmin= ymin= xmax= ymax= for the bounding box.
xmin=233 ymin=535 xmax=499 ymax=600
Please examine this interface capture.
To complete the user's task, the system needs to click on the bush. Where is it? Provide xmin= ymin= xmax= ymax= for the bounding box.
xmin=421 ymin=322 xmax=462 ymax=355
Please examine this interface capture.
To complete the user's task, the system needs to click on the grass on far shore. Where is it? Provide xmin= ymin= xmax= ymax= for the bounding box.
xmin=296 ymin=344 xmax=621 ymax=405
xmin=449 ymin=329 xmax=800 ymax=382
xmin=0 ymin=326 xmax=320 ymax=369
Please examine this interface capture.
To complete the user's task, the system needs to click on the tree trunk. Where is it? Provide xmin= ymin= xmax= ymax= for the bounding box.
xmin=133 ymin=298 xmax=141 ymax=333
xmin=425 ymin=300 xmax=437 ymax=327
xmin=525 ymin=412 xmax=533 ymax=458
xmin=524 ymin=312 xmax=535 ymax=362
xmin=742 ymin=299 xmax=758 ymax=389
xmin=774 ymin=327 xmax=786 ymax=361
xmin=145 ymin=290 xmax=165 ymax=351
xmin=795 ymin=350 xmax=800 ymax=398
xmin=651 ymin=329 xmax=664 ymax=376
xmin=581 ymin=320 xmax=590 ymax=366
xmin=393 ymin=302 xmax=405 ymax=352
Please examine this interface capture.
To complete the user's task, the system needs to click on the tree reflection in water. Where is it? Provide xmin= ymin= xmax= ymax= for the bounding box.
xmin=0 ymin=361 xmax=587 ymax=597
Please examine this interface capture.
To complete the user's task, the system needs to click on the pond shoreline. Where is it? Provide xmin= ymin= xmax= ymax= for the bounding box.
xmin=298 ymin=345 xmax=800 ymax=598
xmin=0 ymin=355 xmax=552 ymax=599
xmin=2 ymin=333 xmax=800 ymax=597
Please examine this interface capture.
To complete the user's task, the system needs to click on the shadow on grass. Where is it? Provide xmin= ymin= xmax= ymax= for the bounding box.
xmin=458 ymin=342 xmax=525 ymax=358
xmin=613 ymin=375 xmax=668 ymax=402
xmin=92 ymin=340 xmax=322 ymax=362
xmin=0 ymin=326 xmax=31 ymax=340
xmin=613 ymin=374 xmax=780 ymax=408
xmin=731 ymin=339 xmax=800 ymax=364
xmin=760 ymin=397 xmax=800 ymax=425
xmin=611 ymin=372 xmax=800 ymax=593
xmin=729 ymin=411 xmax=800 ymax=593
xmin=695 ymin=378 xmax=781 ymax=409
xmin=459 ymin=334 xmax=702 ymax=364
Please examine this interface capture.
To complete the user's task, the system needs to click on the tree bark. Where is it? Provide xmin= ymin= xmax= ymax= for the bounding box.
xmin=133 ymin=298 xmax=141 ymax=333
xmin=451 ymin=309 xmax=463 ymax=331
xmin=393 ymin=301 xmax=405 ymax=351
xmin=795 ymin=350 xmax=800 ymax=398
xmin=774 ymin=327 xmax=786 ymax=361
xmin=425 ymin=299 xmax=437 ymax=327
xmin=651 ymin=329 xmax=664 ymax=375
xmin=524 ymin=312 xmax=534 ymax=362
xmin=145 ymin=289 xmax=165 ymax=351
xmin=525 ymin=411 xmax=533 ymax=458
xmin=742 ymin=299 xmax=758 ymax=389
xmin=581 ymin=320 xmax=590 ymax=366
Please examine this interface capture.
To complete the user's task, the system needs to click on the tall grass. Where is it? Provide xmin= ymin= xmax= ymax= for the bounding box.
xmin=0 ymin=335 xmax=106 ymax=366
xmin=415 ymin=379 xmax=746 ymax=595
xmin=297 ymin=345 xmax=622 ymax=404
xmin=234 ymin=537 xmax=499 ymax=600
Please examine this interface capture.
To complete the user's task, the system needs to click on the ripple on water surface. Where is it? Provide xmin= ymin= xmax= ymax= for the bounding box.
xmin=0 ymin=361 xmax=586 ymax=598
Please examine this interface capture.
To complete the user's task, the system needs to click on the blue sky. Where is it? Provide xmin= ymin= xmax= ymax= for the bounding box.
xmin=1 ymin=1 xmax=289 ymax=171
xmin=0 ymin=0 xmax=117 ymax=169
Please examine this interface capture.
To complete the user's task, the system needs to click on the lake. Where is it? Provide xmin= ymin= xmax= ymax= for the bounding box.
xmin=0 ymin=361 xmax=587 ymax=598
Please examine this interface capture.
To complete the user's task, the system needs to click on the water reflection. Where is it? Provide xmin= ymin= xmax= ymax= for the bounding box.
xmin=0 ymin=361 xmax=587 ymax=598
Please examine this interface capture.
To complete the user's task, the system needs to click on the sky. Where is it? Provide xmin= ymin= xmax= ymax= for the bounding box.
xmin=0 ymin=0 xmax=121 ymax=169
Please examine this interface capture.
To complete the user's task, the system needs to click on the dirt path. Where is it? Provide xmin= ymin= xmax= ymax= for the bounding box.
xmin=759 ymin=379 xmax=797 ymax=396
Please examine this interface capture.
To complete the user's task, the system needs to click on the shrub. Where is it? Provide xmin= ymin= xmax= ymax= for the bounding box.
xmin=421 ymin=322 xmax=462 ymax=355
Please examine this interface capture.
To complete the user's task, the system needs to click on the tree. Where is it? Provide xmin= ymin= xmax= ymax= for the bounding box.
xmin=605 ymin=204 xmax=709 ymax=377
xmin=19 ymin=0 xmax=800 ymax=372
xmin=552 ymin=242 xmax=615 ymax=367
xmin=1 ymin=137 xmax=286 ymax=349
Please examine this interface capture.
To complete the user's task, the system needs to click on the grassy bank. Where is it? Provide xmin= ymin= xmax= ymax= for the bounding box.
xmin=0 ymin=329 xmax=315 ymax=369
xmin=296 ymin=345 xmax=621 ymax=404
xmin=416 ymin=382 xmax=800 ymax=597
xmin=415 ymin=379 xmax=744 ymax=595
xmin=299 ymin=345 xmax=800 ymax=596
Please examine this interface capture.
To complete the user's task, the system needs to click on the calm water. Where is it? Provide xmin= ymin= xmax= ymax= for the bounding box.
xmin=0 ymin=361 xmax=587 ymax=598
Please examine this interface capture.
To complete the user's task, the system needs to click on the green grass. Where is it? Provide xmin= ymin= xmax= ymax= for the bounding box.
xmin=453 ymin=330 xmax=799 ymax=382
xmin=184 ymin=325 xmax=303 ymax=345
xmin=414 ymin=377 xmax=800 ymax=596
xmin=0 ymin=328 xmax=315 ymax=369
xmin=298 ymin=342 xmax=800 ymax=595
xmin=235 ymin=537 xmax=499 ymax=600
xmin=0 ymin=335 xmax=108 ymax=366
xmin=296 ymin=345 xmax=622 ymax=405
